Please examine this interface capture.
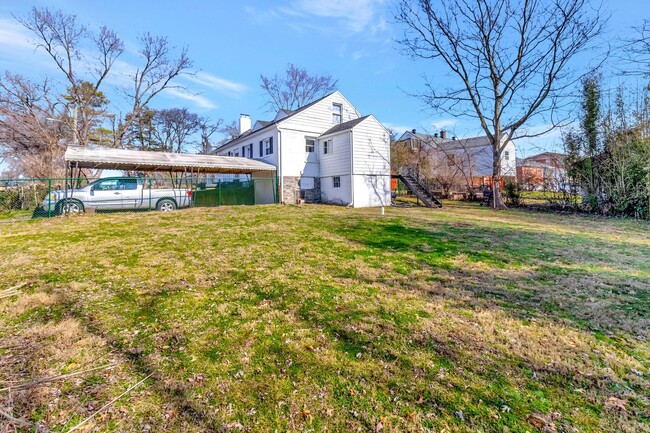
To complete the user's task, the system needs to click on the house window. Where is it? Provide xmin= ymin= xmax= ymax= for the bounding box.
xmin=323 ymin=139 xmax=331 ymax=155
xmin=264 ymin=138 xmax=273 ymax=155
xmin=332 ymin=103 xmax=342 ymax=124
xmin=234 ymin=151 xmax=239 ymax=157
xmin=333 ymin=176 xmax=341 ymax=188
xmin=504 ymin=151 xmax=510 ymax=161
xmin=447 ymin=154 xmax=455 ymax=166
xmin=305 ymin=138 xmax=315 ymax=153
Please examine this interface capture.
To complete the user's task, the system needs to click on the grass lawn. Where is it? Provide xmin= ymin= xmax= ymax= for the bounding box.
xmin=0 ymin=203 xmax=648 ymax=432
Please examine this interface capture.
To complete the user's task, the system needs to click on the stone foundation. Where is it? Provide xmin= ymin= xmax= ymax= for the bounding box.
xmin=282 ymin=176 xmax=321 ymax=204
xmin=282 ymin=176 xmax=300 ymax=204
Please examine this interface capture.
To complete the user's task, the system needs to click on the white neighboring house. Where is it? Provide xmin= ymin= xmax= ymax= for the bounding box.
xmin=396 ymin=130 xmax=517 ymax=192
xmin=213 ymin=91 xmax=391 ymax=207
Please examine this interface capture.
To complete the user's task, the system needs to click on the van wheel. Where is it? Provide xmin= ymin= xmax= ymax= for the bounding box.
xmin=157 ymin=199 xmax=176 ymax=212
xmin=56 ymin=199 xmax=84 ymax=215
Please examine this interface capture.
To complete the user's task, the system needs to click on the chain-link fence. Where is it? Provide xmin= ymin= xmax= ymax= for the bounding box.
xmin=0 ymin=176 xmax=278 ymax=222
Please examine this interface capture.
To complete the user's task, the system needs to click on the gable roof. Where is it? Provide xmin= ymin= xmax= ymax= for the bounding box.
xmin=319 ymin=115 xmax=370 ymax=137
xmin=215 ymin=91 xmax=340 ymax=151
xmin=398 ymin=131 xmax=511 ymax=151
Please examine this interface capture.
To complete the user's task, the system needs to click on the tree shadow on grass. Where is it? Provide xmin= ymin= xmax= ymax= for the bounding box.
xmin=332 ymin=217 xmax=650 ymax=338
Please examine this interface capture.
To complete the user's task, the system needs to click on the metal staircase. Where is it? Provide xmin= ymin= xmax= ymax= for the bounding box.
xmin=393 ymin=174 xmax=443 ymax=208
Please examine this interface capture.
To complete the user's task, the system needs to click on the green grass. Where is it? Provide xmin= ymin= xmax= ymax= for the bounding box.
xmin=0 ymin=203 xmax=648 ymax=432
xmin=0 ymin=209 xmax=33 ymax=220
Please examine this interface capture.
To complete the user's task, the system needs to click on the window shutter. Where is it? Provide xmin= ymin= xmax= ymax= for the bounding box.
xmin=259 ymin=141 xmax=263 ymax=157
xmin=269 ymin=137 xmax=273 ymax=154
xmin=242 ymin=146 xmax=245 ymax=156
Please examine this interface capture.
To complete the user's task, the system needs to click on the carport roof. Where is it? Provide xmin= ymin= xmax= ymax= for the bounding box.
xmin=64 ymin=145 xmax=276 ymax=174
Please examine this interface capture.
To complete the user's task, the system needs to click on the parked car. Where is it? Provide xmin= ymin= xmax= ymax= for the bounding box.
xmin=43 ymin=177 xmax=192 ymax=214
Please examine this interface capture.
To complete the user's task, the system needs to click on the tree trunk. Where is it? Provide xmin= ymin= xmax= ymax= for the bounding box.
xmin=492 ymin=150 xmax=505 ymax=209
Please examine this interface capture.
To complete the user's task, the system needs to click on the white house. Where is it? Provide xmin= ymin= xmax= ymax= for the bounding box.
xmin=396 ymin=130 xmax=517 ymax=192
xmin=214 ymin=91 xmax=391 ymax=207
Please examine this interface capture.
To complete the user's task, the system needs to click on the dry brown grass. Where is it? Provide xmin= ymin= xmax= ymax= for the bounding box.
xmin=0 ymin=203 xmax=648 ymax=432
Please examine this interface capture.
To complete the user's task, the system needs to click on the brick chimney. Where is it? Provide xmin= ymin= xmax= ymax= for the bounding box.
xmin=440 ymin=130 xmax=447 ymax=139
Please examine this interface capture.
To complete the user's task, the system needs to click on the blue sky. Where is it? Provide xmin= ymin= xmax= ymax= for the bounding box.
xmin=0 ymin=0 xmax=647 ymax=159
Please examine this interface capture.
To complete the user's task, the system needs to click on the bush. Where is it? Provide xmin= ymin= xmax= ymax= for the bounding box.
xmin=504 ymin=182 xmax=521 ymax=206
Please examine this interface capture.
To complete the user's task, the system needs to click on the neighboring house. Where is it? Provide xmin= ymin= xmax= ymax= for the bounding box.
xmin=395 ymin=129 xmax=517 ymax=194
xmin=213 ymin=91 xmax=391 ymax=207
xmin=516 ymin=152 xmax=567 ymax=191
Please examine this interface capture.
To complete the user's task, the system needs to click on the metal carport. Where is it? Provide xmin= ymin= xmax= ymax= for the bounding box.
xmin=63 ymin=145 xmax=277 ymax=206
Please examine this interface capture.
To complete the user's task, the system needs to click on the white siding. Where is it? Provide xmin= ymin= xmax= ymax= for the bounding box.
xmin=350 ymin=116 xmax=391 ymax=207
xmin=500 ymin=140 xmax=517 ymax=177
xmin=353 ymin=174 xmax=391 ymax=207
xmin=278 ymin=129 xmax=320 ymax=178
xmin=351 ymin=116 xmax=390 ymax=176
xmin=319 ymin=131 xmax=352 ymax=205
xmin=279 ymin=92 xmax=360 ymax=133
xmin=321 ymin=174 xmax=352 ymax=205
xmin=319 ymin=131 xmax=351 ymax=178
xmin=217 ymin=129 xmax=279 ymax=168
xmin=213 ymin=91 xmax=391 ymax=208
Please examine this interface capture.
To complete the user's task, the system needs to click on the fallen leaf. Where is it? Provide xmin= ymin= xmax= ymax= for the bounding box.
xmin=605 ymin=396 xmax=627 ymax=413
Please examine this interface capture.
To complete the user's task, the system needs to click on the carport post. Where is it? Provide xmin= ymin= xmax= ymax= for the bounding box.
xmin=47 ymin=178 xmax=52 ymax=218
xmin=63 ymin=162 xmax=69 ymax=215
xmin=218 ymin=181 xmax=222 ymax=206
xmin=148 ymin=178 xmax=152 ymax=210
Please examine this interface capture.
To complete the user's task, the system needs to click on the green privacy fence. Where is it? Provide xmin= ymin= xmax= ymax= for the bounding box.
xmin=0 ymin=176 xmax=277 ymax=221
xmin=193 ymin=180 xmax=256 ymax=207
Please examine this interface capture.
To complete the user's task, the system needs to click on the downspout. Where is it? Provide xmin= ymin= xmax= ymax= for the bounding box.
xmin=349 ymin=129 xmax=354 ymax=207
xmin=277 ymin=128 xmax=283 ymax=204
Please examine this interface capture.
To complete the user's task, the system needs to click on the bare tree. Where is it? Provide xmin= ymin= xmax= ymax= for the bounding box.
xmin=18 ymin=7 xmax=123 ymax=147
xmin=396 ymin=0 xmax=606 ymax=208
xmin=198 ymin=118 xmax=223 ymax=154
xmin=150 ymin=108 xmax=201 ymax=153
xmin=216 ymin=120 xmax=240 ymax=146
xmin=115 ymin=34 xmax=193 ymax=146
xmin=0 ymin=73 xmax=66 ymax=177
xmin=621 ymin=20 xmax=650 ymax=78
xmin=260 ymin=64 xmax=337 ymax=112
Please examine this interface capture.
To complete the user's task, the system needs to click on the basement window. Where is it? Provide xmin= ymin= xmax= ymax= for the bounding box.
xmin=333 ymin=176 xmax=341 ymax=188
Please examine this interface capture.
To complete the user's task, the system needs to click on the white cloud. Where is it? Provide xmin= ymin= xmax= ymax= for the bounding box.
xmin=0 ymin=18 xmax=34 ymax=51
xmin=268 ymin=0 xmax=387 ymax=35
xmin=430 ymin=118 xmax=458 ymax=131
xmin=288 ymin=0 xmax=378 ymax=32
xmin=383 ymin=122 xmax=414 ymax=135
xmin=163 ymin=87 xmax=217 ymax=110
xmin=185 ymin=72 xmax=247 ymax=97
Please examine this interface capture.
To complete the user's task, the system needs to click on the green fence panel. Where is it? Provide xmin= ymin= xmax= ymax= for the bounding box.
xmin=194 ymin=181 xmax=255 ymax=207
